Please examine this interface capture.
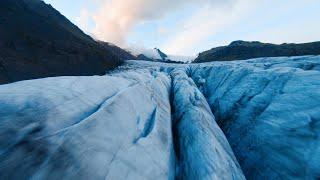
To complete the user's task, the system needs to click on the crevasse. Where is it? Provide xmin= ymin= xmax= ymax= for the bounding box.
xmin=169 ymin=68 xmax=244 ymax=180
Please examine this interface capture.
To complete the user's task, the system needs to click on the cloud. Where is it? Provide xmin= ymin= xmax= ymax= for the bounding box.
xmin=82 ymin=0 xmax=236 ymax=46
xmin=69 ymin=0 xmax=320 ymax=55
xmin=161 ymin=0 xmax=257 ymax=55
xmin=75 ymin=9 xmax=90 ymax=32
xmin=91 ymin=0 xmax=184 ymax=45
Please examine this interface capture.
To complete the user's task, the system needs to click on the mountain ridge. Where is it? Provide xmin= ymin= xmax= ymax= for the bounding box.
xmin=194 ymin=40 xmax=320 ymax=63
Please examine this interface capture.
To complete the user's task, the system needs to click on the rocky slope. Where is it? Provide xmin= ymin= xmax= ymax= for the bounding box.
xmin=99 ymin=42 xmax=137 ymax=60
xmin=0 ymin=55 xmax=319 ymax=179
xmin=194 ymin=40 xmax=320 ymax=63
xmin=0 ymin=0 xmax=131 ymax=84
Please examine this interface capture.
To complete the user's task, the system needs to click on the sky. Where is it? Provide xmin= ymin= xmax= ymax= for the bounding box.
xmin=44 ymin=0 xmax=320 ymax=56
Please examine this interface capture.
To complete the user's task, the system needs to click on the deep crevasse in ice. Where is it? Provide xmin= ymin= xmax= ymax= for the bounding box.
xmin=170 ymin=68 xmax=244 ymax=180
xmin=0 ymin=55 xmax=320 ymax=179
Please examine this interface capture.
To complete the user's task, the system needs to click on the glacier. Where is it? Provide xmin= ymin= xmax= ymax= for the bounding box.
xmin=0 ymin=55 xmax=320 ymax=179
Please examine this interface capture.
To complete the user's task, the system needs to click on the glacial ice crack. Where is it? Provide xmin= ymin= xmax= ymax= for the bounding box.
xmin=134 ymin=108 xmax=157 ymax=143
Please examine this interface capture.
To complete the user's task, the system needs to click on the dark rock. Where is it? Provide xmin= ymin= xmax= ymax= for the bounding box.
xmin=137 ymin=54 xmax=152 ymax=61
xmin=155 ymin=48 xmax=168 ymax=60
xmin=194 ymin=40 xmax=320 ymax=63
xmin=0 ymin=0 xmax=126 ymax=84
xmin=99 ymin=41 xmax=137 ymax=60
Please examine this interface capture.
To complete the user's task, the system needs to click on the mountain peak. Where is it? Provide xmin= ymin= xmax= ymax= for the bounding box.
xmin=229 ymin=40 xmax=263 ymax=46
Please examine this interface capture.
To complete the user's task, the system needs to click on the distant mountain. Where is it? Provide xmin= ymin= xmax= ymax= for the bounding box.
xmin=194 ymin=40 xmax=320 ymax=63
xmin=134 ymin=48 xmax=194 ymax=63
xmin=0 ymin=0 xmax=128 ymax=84
xmin=135 ymin=48 xmax=168 ymax=62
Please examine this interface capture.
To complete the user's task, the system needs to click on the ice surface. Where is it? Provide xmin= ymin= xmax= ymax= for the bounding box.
xmin=190 ymin=55 xmax=320 ymax=179
xmin=0 ymin=72 xmax=174 ymax=179
xmin=0 ymin=55 xmax=320 ymax=179
xmin=166 ymin=55 xmax=195 ymax=63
